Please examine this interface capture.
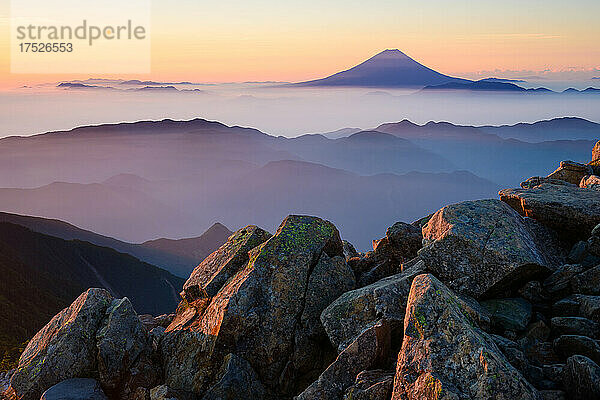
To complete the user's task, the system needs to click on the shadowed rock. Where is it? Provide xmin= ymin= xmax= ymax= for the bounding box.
xmin=296 ymin=320 xmax=391 ymax=400
xmin=342 ymin=370 xmax=394 ymax=400
xmin=482 ymin=298 xmax=532 ymax=332
xmin=570 ymin=265 xmax=600 ymax=295
xmin=349 ymin=221 xmax=422 ymax=287
xmin=562 ymin=355 xmax=600 ymax=400
xmin=96 ymin=297 xmax=159 ymax=398
xmin=553 ymin=335 xmax=600 ymax=364
xmin=40 ymin=379 xmax=107 ymax=400
xmin=201 ymin=354 xmax=266 ymax=400
xmin=321 ymin=261 xmax=424 ymax=352
xmin=553 ymin=294 xmax=600 ymax=322
xmin=391 ymin=274 xmax=541 ymax=400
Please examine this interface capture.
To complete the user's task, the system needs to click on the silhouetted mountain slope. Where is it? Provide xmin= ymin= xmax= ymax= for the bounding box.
xmin=421 ymin=80 xmax=552 ymax=93
xmin=296 ymin=49 xmax=470 ymax=88
xmin=210 ymin=160 xmax=500 ymax=248
xmin=0 ymin=119 xmax=296 ymax=188
xmin=141 ymin=223 xmax=233 ymax=268
xmin=273 ymin=130 xmax=456 ymax=174
xmin=0 ymin=182 xmax=200 ymax=243
xmin=481 ymin=117 xmax=600 ymax=142
xmin=375 ymin=119 xmax=596 ymax=185
xmin=0 ymin=212 xmax=230 ymax=277
xmin=0 ymin=222 xmax=184 ymax=368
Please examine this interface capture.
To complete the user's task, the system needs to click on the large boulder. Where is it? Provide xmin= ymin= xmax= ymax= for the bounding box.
xmin=499 ymin=183 xmax=600 ymax=240
xmin=162 ymin=215 xmax=355 ymax=397
xmin=6 ymin=289 xmax=157 ymax=400
xmin=391 ymin=274 xmax=541 ymax=400
xmin=40 ymin=379 xmax=107 ymax=400
xmin=6 ymin=289 xmax=113 ymax=400
xmin=321 ymin=261 xmax=424 ymax=352
xmin=562 ymin=355 xmax=600 ymax=400
xmin=296 ymin=320 xmax=390 ymax=400
xmin=182 ymin=225 xmax=272 ymax=300
xmin=342 ymin=370 xmax=394 ymax=400
xmin=419 ymin=199 xmax=551 ymax=299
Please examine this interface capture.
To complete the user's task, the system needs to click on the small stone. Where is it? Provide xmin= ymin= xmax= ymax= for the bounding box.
xmin=553 ymin=294 xmax=600 ymax=322
xmin=519 ymin=281 xmax=549 ymax=304
xmin=562 ymin=355 xmax=600 ymax=400
xmin=543 ymin=264 xmax=585 ymax=298
xmin=40 ymin=379 xmax=107 ymax=400
xmin=539 ymin=390 xmax=566 ymax=400
xmin=553 ymin=335 xmax=600 ymax=364
xmin=571 ymin=264 xmax=600 ymax=295
xmin=551 ymin=317 xmax=599 ymax=337
xmin=343 ymin=370 xmax=394 ymax=400
xmin=481 ymin=297 xmax=533 ymax=332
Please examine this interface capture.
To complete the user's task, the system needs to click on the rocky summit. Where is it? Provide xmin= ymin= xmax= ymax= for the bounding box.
xmin=2 ymin=141 xmax=600 ymax=400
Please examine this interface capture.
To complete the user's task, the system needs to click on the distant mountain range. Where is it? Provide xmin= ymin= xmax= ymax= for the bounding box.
xmin=296 ymin=49 xmax=470 ymax=88
xmin=52 ymin=50 xmax=599 ymax=93
xmin=420 ymin=80 xmax=552 ymax=93
xmin=0 ymin=221 xmax=185 ymax=368
xmin=0 ymin=116 xmax=595 ymax=248
xmin=420 ymin=80 xmax=599 ymax=94
xmin=0 ymin=212 xmax=231 ymax=277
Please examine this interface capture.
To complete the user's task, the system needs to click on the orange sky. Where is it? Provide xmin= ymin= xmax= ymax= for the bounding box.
xmin=1 ymin=0 xmax=599 ymax=89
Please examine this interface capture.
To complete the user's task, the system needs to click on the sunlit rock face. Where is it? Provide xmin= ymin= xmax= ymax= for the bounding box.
xmin=592 ymin=140 xmax=600 ymax=164
xmin=391 ymin=274 xmax=541 ymax=400
xmin=418 ymin=199 xmax=552 ymax=299
xmin=6 ymin=289 xmax=158 ymax=400
xmin=162 ymin=215 xmax=355 ymax=397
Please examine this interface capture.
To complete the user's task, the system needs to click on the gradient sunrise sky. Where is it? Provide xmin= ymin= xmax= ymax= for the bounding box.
xmin=0 ymin=0 xmax=599 ymax=89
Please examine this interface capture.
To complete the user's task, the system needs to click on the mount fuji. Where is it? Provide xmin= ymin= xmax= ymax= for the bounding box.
xmin=296 ymin=49 xmax=471 ymax=88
